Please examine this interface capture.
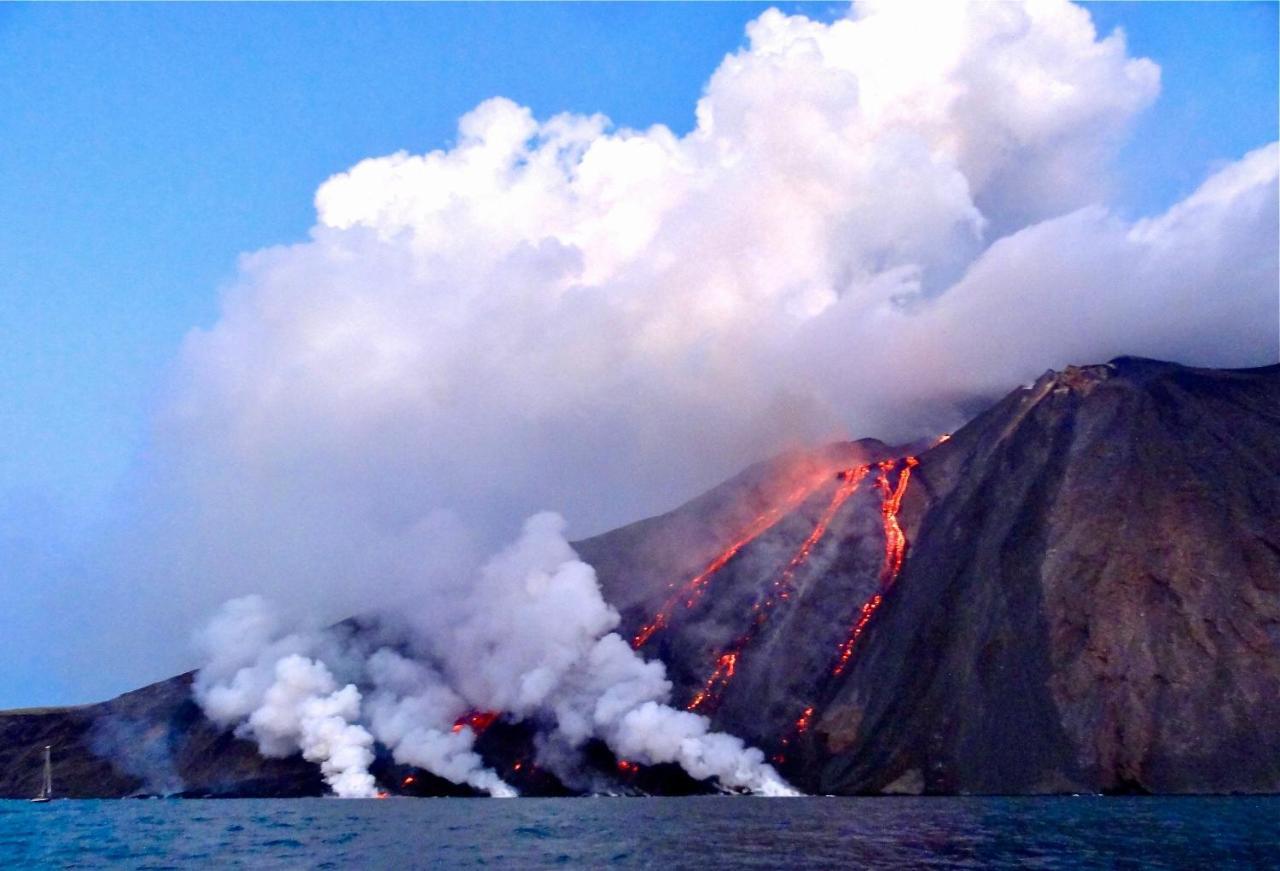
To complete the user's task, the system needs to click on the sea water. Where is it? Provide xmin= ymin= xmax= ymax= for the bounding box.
xmin=2 ymin=796 xmax=1277 ymax=868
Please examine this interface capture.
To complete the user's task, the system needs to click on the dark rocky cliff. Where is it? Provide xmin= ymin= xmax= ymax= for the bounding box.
xmin=814 ymin=357 xmax=1280 ymax=795
xmin=3 ymin=357 xmax=1276 ymax=797
xmin=0 ymin=673 xmax=323 ymax=799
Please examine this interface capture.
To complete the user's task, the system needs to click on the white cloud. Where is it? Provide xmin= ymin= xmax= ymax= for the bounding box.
xmin=82 ymin=0 xmax=1275 ymax=689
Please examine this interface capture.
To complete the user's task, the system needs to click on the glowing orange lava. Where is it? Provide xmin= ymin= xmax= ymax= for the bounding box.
xmin=876 ymin=457 xmax=917 ymax=585
xmin=831 ymin=455 xmax=919 ymax=676
xmin=763 ymin=466 xmax=870 ymax=610
xmin=685 ymin=468 xmax=871 ymax=714
xmin=617 ymin=760 xmax=639 ymax=775
xmin=794 ymin=705 xmax=815 ymax=734
xmin=632 ymin=474 xmax=833 ymax=648
xmin=402 ymin=775 xmax=416 ymax=787
xmin=451 ymin=710 xmax=500 ymax=735
xmin=688 ymin=651 xmax=738 ymax=712
xmin=832 ymin=592 xmax=883 ymax=676
xmin=774 ymin=704 xmax=819 ymax=765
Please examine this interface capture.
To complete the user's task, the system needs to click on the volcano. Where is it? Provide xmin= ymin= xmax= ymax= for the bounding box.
xmin=2 ymin=357 xmax=1277 ymax=797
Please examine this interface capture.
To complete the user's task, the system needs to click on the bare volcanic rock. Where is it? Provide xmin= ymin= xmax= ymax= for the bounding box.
xmin=581 ymin=357 xmax=1280 ymax=795
xmin=813 ymin=358 xmax=1280 ymax=795
xmin=2 ymin=357 xmax=1276 ymax=797
xmin=582 ymin=439 xmax=912 ymax=759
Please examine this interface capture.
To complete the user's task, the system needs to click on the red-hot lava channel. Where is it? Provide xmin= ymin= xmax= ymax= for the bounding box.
xmin=831 ymin=456 xmax=918 ymax=676
xmin=773 ymin=705 xmax=817 ymax=765
xmin=632 ymin=473 xmax=837 ymax=648
xmin=763 ymin=466 xmax=871 ymax=610
xmin=687 ymin=467 xmax=871 ymax=714
xmin=794 ymin=705 xmax=815 ymax=734
xmin=451 ymin=710 xmax=500 ymax=735
xmin=689 ymin=651 xmax=738 ymax=712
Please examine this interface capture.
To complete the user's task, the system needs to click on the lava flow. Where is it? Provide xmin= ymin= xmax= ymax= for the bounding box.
xmin=794 ymin=705 xmax=815 ymax=734
xmin=773 ymin=705 xmax=817 ymax=765
xmin=632 ymin=473 xmax=834 ymax=648
xmin=876 ymin=456 xmax=918 ymax=585
xmin=831 ymin=456 xmax=918 ymax=676
xmin=764 ymin=466 xmax=870 ymax=609
xmin=689 ymin=651 xmax=738 ymax=712
xmin=451 ymin=710 xmax=500 ymax=735
xmin=688 ymin=467 xmax=870 ymax=714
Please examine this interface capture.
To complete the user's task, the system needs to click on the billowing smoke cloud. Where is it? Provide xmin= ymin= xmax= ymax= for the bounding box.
xmin=72 ymin=0 xmax=1274 ymax=732
xmin=193 ymin=597 xmax=381 ymax=797
xmin=194 ymin=514 xmax=792 ymax=796
xmin=363 ymin=648 xmax=516 ymax=797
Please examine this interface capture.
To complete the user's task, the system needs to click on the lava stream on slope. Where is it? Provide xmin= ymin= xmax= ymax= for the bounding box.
xmin=687 ymin=467 xmax=870 ymax=713
xmin=632 ymin=472 xmax=838 ymax=648
xmin=831 ymin=456 xmax=918 ymax=676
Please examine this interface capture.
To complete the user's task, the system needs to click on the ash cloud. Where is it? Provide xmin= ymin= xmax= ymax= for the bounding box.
xmin=54 ymin=0 xmax=1277 ymax=748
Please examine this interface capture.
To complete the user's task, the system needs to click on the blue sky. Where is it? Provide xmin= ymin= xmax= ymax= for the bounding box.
xmin=0 ymin=2 xmax=1275 ymax=707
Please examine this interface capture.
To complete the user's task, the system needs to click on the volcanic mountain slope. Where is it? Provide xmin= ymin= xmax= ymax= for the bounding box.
xmin=590 ymin=357 xmax=1279 ymax=795
xmin=811 ymin=357 xmax=1280 ymax=795
xmin=1 ymin=357 xmax=1276 ymax=797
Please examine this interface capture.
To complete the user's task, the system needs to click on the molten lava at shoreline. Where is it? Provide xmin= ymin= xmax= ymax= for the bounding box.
xmin=451 ymin=710 xmax=500 ymax=735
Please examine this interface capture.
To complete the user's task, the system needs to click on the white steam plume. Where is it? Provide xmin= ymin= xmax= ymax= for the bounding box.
xmin=441 ymin=512 xmax=794 ymax=794
xmin=193 ymin=596 xmax=515 ymax=797
xmin=193 ymin=597 xmax=380 ymax=798
xmin=193 ymin=515 xmax=795 ymax=796
xmin=364 ymin=649 xmax=516 ymax=797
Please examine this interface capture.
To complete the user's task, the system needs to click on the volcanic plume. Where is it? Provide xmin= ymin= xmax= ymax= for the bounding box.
xmin=64 ymin=0 xmax=1275 ymax=719
xmin=192 ymin=514 xmax=795 ymax=797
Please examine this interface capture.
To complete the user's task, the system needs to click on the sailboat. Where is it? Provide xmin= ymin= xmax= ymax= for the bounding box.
xmin=30 ymin=745 xmax=52 ymax=803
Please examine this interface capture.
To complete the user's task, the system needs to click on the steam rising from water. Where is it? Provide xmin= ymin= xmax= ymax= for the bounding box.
xmin=195 ymin=514 xmax=794 ymax=796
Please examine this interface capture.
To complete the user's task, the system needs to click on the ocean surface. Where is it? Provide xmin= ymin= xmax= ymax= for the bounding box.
xmin=2 ymin=796 xmax=1277 ymax=869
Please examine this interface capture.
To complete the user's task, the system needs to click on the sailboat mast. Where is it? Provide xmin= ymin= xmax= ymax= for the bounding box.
xmin=42 ymin=746 xmax=52 ymax=798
